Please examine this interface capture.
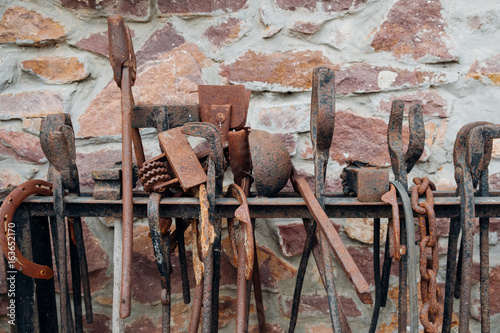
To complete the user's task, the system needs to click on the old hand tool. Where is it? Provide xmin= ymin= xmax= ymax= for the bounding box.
xmin=148 ymin=193 xmax=173 ymax=333
xmin=291 ymin=166 xmax=372 ymax=303
xmin=442 ymin=121 xmax=489 ymax=333
xmin=40 ymin=113 xmax=93 ymax=332
xmin=443 ymin=122 xmax=499 ymax=333
xmin=181 ymin=122 xmax=225 ymax=332
xmin=146 ymin=125 xmax=209 ymax=332
xmin=225 ymin=183 xmax=254 ymax=333
xmin=228 ymin=128 xmax=266 ymax=331
xmin=108 ymin=15 xmax=146 ymax=319
xmin=371 ymin=100 xmax=423 ymax=333
xmin=290 ymin=67 xmax=351 ymax=333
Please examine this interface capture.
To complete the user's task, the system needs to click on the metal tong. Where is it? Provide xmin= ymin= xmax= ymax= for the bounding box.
xmin=290 ymin=67 xmax=371 ymax=333
xmin=370 ymin=100 xmax=423 ymax=333
xmin=40 ymin=114 xmax=93 ymax=332
xmin=443 ymin=122 xmax=499 ymax=333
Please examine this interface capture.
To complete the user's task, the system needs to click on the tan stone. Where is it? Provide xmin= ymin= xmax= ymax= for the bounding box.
xmin=221 ymin=50 xmax=452 ymax=92
xmin=0 ymin=169 xmax=26 ymax=193
xmin=493 ymin=139 xmax=500 ymax=158
xmin=468 ymin=54 xmax=500 ymax=85
xmin=0 ymin=7 xmax=65 ymax=46
xmin=0 ymin=91 xmax=65 ymax=119
xmin=220 ymin=50 xmax=335 ymax=91
xmin=78 ymin=45 xmax=205 ymax=137
xmin=20 ymin=57 xmax=88 ymax=84
xmin=345 ymin=218 xmax=387 ymax=244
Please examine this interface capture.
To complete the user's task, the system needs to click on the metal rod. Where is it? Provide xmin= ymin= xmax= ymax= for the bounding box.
xmin=16 ymin=193 xmax=500 ymax=220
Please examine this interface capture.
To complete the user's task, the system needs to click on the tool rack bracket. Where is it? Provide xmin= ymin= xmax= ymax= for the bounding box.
xmin=10 ymin=192 xmax=500 ymax=219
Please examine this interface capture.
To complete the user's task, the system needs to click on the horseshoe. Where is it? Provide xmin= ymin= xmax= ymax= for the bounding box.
xmin=0 ymin=180 xmax=54 ymax=279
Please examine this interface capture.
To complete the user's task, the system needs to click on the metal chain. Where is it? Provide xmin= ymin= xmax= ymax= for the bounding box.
xmin=411 ymin=177 xmax=443 ymax=333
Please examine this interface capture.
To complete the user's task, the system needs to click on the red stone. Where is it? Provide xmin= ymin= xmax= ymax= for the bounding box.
xmin=276 ymin=223 xmax=307 ymax=257
xmin=56 ymin=0 xmax=150 ymax=19
xmin=0 ymin=91 xmax=65 ymax=119
xmin=276 ymin=0 xmax=367 ymax=12
xmin=329 ymin=110 xmax=391 ymax=166
xmin=157 ymin=0 xmax=247 ymax=15
xmin=136 ymin=23 xmax=185 ymax=65
xmin=0 ymin=127 xmax=45 ymax=164
xmin=347 ymin=245 xmax=399 ymax=284
xmin=249 ymin=323 xmax=284 ymax=332
xmin=75 ymin=148 xmax=122 ymax=190
xmin=378 ymin=91 xmax=449 ymax=118
xmin=371 ymin=0 xmax=456 ymax=62
xmin=257 ymin=245 xmax=297 ymax=290
xmin=76 ymin=32 xmax=110 ymax=57
xmin=82 ymin=221 xmax=111 ymax=292
xmin=468 ymin=54 xmax=500 ymax=85
xmin=125 ymin=315 xmax=160 ymax=333
xmin=291 ymin=21 xmax=320 ymax=35
xmin=205 ymin=18 xmax=242 ymax=48
xmin=0 ymin=7 xmax=65 ymax=46
xmin=83 ymin=313 xmax=112 ymax=333
xmin=339 ymin=296 xmax=362 ymax=317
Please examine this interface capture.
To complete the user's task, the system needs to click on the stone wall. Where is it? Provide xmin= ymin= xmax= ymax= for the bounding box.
xmin=0 ymin=0 xmax=500 ymax=332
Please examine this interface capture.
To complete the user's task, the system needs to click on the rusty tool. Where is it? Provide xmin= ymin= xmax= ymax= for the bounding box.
xmin=371 ymin=100 xmax=423 ymax=333
xmin=148 ymin=193 xmax=173 ymax=333
xmin=443 ymin=122 xmax=499 ymax=333
xmin=291 ymin=166 xmax=372 ymax=303
xmin=188 ymin=218 xmax=204 ymax=333
xmin=289 ymin=67 xmax=349 ymax=333
xmin=198 ymin=85 xmax=251 ymax=145
xmin=466 ymin=123 xmax=499 ymax=333
xmin=40 ymin=114 xmax=93 ymax=332
xmin=181 ymin=122 xmax=225 ymax=333
xmin=108 ymin=15 xmax=146 ymax=319
xmin=228 ymin=130 xmax=266 ymax=331
xmin=442 ymin=121 xmax=489 ymax=333
xmin=225 ymin=183 xmax=254 ymax=333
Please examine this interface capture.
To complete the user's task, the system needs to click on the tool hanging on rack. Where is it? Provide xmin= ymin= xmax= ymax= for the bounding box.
xmin=443 ymin=122 xmax=500 ymax=333
xmin=370 ymin=100 xmax=423 ymax=333
xmin=411 ymin=177 xmax=442 ymax=333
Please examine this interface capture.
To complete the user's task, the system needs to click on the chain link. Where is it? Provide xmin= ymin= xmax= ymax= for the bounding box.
xmin=411 ymin=177 xmax=443 ymax=333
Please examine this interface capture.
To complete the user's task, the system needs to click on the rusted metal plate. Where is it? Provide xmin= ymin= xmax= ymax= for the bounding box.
xmin=210 ymin=104 xmax=231 ymax=144
xmin=342 ymin=166 xmax=389 ymax=202
xmin=311 ymin=67 xmax=335 ymax=152
xmin=158 ymin=127 xmax=207 ymax=191
xmin=199 ymin=85 xmax=249 ymax=130
xmin=228 ymin=129 xmax=251 ymax=187
xmin=132 ymin=105 xmax=200 ymax=131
